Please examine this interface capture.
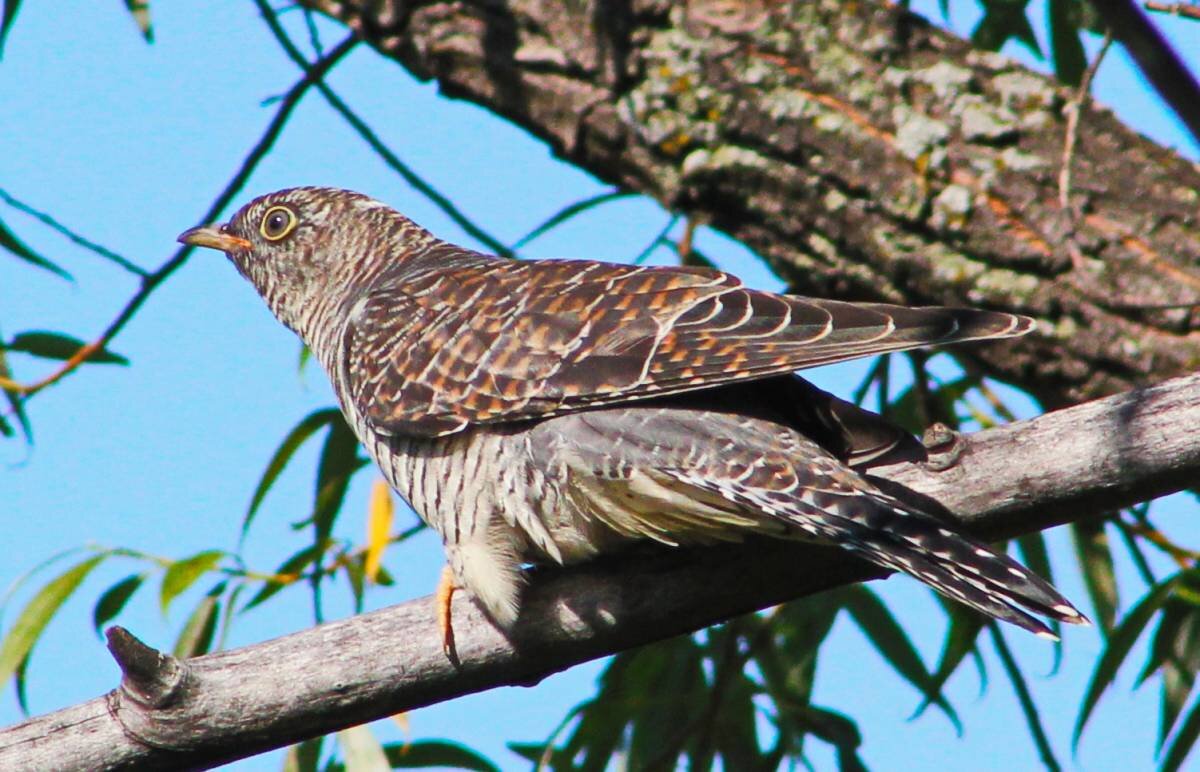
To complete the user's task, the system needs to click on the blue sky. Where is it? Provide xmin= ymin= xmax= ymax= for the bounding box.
xmin=1 ymin=1 xmax=1197 ymax=770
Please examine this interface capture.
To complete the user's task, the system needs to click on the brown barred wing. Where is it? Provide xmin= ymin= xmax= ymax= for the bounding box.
xmin=343 ymin=257 xmax=1034 ymax=437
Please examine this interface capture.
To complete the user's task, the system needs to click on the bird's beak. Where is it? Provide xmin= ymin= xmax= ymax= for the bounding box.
xmin=177 ymin=225 xmax=252 ymax=252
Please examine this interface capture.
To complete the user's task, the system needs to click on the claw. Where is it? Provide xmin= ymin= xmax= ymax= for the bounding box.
xmin=921 ymin=422 xmax=964 ymax=472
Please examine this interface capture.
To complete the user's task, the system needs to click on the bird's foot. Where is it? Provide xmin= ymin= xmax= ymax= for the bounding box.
xmin=921 ymin=422 xmax=964 ymax=471
xmin=435 ymin=565 xmax=459 ymax=662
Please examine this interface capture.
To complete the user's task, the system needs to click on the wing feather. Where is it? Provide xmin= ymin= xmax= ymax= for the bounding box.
xmin=343 ymin=257 xmax=1033 ymax=437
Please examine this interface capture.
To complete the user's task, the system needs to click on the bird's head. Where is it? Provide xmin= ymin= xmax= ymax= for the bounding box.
xmin=178 ymin=186 xmax=433 ymax=337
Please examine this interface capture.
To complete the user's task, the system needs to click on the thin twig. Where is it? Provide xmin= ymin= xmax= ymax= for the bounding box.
xmin=303 ymin=7 xmax=325 ymax=56
xmin=1059 ymin=31 xmax=1114 ymax=214
xmin=1144 ymin=2 xmax=1200 ymax=20
xmin=254 ymin=0 xmax=515 ymax=258
xmin=0 ymin=189 xmax=148 ymax=277
xmin=0 ymin=37 xmax=356 ymax=402
xmin=632 ymin=213 xmax=680 ymax=264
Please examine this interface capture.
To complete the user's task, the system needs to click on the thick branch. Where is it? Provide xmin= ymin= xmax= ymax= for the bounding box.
xmin=2 ymin=372 xmax=1198 ymax=770
xmin=302 ymin=0 xmax=1200 ymax=409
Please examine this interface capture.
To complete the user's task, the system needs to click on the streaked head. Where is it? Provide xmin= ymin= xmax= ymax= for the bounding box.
xmin=178 ymin=187 xmax=432 ymax=335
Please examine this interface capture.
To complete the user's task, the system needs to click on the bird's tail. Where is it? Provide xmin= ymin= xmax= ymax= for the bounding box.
xmin=833 ymin=499 xmax=1089 ymax=638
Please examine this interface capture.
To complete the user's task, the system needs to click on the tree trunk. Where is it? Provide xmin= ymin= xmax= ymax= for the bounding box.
xmin=306 ymin=0 xmax=1200 ymax=409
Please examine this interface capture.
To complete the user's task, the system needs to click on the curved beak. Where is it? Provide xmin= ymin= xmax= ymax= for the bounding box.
xmin=177 ymin=225 xmax=252 ymax=252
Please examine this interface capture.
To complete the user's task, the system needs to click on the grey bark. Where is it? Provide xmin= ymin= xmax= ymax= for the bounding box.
xmin=2 ymin=371 xmax=1198 ymax=770
xmin=303 ymin=0 xmax=1200 ymax=409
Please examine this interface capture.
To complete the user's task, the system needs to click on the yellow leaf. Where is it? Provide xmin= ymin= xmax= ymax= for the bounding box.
xmin=337 ymin=725 xmax=389 ymax=772
xmin=365 ymin=480 xmax=394 ymax=582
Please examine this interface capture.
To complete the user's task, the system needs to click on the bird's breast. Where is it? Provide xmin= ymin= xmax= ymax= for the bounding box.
xmin=351 ymin=416 xmax=617 ymax=565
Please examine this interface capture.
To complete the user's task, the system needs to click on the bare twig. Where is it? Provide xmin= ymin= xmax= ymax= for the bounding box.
xmin=1059 ymin=31 xmax=1114 ymax=214
xmin=254 ymin=0 xmax=515 ymax=258
xmin=0 ymin=189 xmax=147 ymax=277
xmin=0 ymin=37 xmax=356 ymax=402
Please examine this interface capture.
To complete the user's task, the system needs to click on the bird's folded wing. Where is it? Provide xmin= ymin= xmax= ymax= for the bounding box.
xmin=342 ymin=258 xmax=1033 ymax=437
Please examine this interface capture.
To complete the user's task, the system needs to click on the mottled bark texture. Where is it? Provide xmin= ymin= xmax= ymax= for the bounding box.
xmin=2 ymin=371 xmax=1198 ymax=770
xmin=302 ymin=0 xmax=1200 ymax=409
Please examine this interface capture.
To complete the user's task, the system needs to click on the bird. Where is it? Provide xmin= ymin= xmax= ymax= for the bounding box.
xmin=179 ymin=186 xmax=1088 ymax=645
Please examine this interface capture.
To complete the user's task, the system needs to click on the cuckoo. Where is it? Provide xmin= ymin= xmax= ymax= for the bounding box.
xmin=180 ymin=187 xmax=1087 ymax=645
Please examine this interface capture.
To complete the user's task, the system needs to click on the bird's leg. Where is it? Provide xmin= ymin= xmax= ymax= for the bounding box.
xmin=435 ymin=565 xmax=458 ymax=659
xmin=921 ymin=422 xmax=964 ymax=471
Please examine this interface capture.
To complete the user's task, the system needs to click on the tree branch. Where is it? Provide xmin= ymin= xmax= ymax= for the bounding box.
xmin=2 ymin=371 xmax=1198 ymax=770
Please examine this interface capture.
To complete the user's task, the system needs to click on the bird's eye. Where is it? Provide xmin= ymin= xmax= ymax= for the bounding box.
xmin=260 ymin=206 xmax=298 ymax=241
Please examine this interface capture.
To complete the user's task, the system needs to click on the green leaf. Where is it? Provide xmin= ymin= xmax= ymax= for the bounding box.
xmin=0 ymin=326 xmax=32 ymax=442
xmin=1136 ymin=599 xmax=1199 ymax=746
xmin=243 ymin=408 xmax=341 ymax=541
xmin=1162 ymin=691 xmax=1200 ymax=772
xmin=92 ymin=573 xmax=145 ymax=635
xmin=1074 ymin=575 xmax=1179 ymax=747
xmin=839 ymin=586 xmax=960 ymax=731
xmin=790 ymin=704 xmax=866 ymax=772
xmin=1048 ymin=0 xmax=1086 ymax=86
xmin=0 ymin=215 xmax=71 ymax=279
xmin=172 ymin=587 xmax=220 ymax=658
xmin=5 ymin=331 xmax=128 ymax=365
xmin=972 ymin=0 xmax=1042 ymax=57
xmin=507 ymin=742 xmax=575 ymax=768
xmin=0 ymin=0 xmax=20 ymax=57
xmin=311 ymin=414 xmax=366 ymax=545
xmin=556 ymin=638 xmax=706 ymax=772
xmin=0 ymin=545 xmax=85 ymax=617
xmin=709 ymin=662 xmax=765 ymax=771
xmin=1072 ymin=518 xmax=1119 ymax=636
xmin=0 ymin=0 xmax=25 ymax=59
xmin=212 ymin=582 xmax=243 ymax=652
xmin=625 ymin=638 xmax=706 ymax=770
xmin=989 ymin=624 xmax=1060 ymax=771
xmin=240 ymin=543 xmax=322 ymax=613
xmin=761 ymin=595 xmax=841 ymax=707
xmin=283 ymin=737 xmax=324 ymax=772
xmin=343 ymin=551 xmax=366 ymax=614
xmin=13 ymin=651 xmax=29 ymax=715
xmin=1015 ymin=531 xmax=1063 ymax=666
xmin=123 ymin=0 xmax=152 ymax=43
xmin=0 ymin=553 xmax=107 ymax=686
xmin=382 ymin=740 xmax=500 ymax=771
xmin=914 ymin=602 xmax=985 ymax=718
xmin=159 ymin=549 xmax=224 ymax=615
xmin=510 ymin=190 xmax=631 ymax=250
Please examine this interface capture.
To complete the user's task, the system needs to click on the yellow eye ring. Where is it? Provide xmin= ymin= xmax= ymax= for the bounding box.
xmin=260 ymin=206 xmax=298 ymax=241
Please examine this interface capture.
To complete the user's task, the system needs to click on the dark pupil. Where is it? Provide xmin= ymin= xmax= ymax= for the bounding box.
xmin=267 ymin=212 xmax=289 ymax=234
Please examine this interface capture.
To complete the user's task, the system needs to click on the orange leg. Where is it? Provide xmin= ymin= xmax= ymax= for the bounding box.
xmin=435 ymin=565 xmax=458 ymax=659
